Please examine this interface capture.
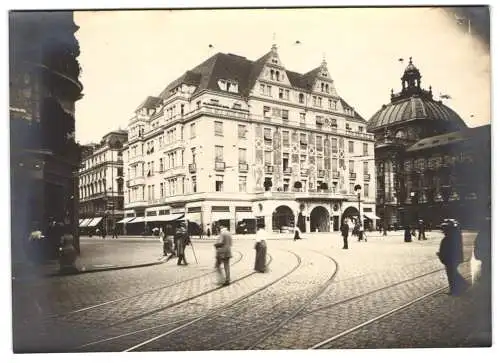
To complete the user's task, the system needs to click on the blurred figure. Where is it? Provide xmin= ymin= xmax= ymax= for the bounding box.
xmin=404 ymin=226 xmax=412 ymax=242
xmin=293 ymin=225 xmax=301 ymax=241
xmin=214 ymin=227 xmax=232 ymax=286
xmin=254 ymin=224 xmax=267 ymax=272
xmin=176 ymin=225 xmax=190 ymax=266
xmin=471 ymin=216 xmax=491 ymax=287
xmin=207 ymin=226 xmax=211 ymax=238
xmin=358 ymin=223 xmax=366 ymax=242
xmin=437 ymin=219 xmax=467 ymax=296
xmin=418 ymin=219 xmax=427 ymax=240
xmin=341 ymin=220 xmax=349 ymax=249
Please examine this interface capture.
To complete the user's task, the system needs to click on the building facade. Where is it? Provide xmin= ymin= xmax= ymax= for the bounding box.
xmin=123 ymin=45 xmax=376 ymax=234
xmin=78 ymin=130 xmax=127 ymax=234
xmin=368 ymin=58 xmax=490 ymax=229
xmin=10 ymin=11 xmax=83 ymax=259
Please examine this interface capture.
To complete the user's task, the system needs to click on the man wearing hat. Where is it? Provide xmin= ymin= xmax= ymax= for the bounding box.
xmin=437 ymin=219 xmax=467 ymax=295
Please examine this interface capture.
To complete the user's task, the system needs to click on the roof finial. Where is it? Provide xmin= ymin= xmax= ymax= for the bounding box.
xmin=409 ymin=56 xmax=413 ymax=64
xmin=271 ymin=33 xmax=278 ymax=53
xmin=321 ymin=52 xmax=327 ymax=66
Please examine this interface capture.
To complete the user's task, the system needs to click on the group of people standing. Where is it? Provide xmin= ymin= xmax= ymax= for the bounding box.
xmin=340 ymin=219 xmax=367 ymax=249
xmin=158 ymin=222 xmax=268 ymax=286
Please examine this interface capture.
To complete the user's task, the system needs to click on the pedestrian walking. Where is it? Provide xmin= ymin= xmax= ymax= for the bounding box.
xmin=293 ymin=225 xmax=302 ymax=241
xmin=254 ymin=225 xmax=267 ymax=272
xmin=199 ymin=225 xmax=204 ymax=239
xmin=404 ymin=226 xmax=412 ymax=242
xmin=112 ymin=225 xmax=118 ymax=239
xmin=358 ymin=223 xmax=367 ymax=242
xmin=341 ymin=220 xmax=349 ymax=249
xmin=418 ymin=219 xmax=427 ymax=240
xmin=207 ymin=226 xmax=211 ymax=238
xmin=214 ymin=227 xmax=232 ymax=286
xmin=176 ymin=225 xmax=190 ymax=266
xmin=437 ymin=219 xmax=468 ymax=296
xmin=101 ymin=227 xmax=106 ymax=239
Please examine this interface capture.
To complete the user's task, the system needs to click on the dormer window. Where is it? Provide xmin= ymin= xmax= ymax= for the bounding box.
xmin=322 ymin=72 xmax=328 ymax=77
xmin=218 ymin=79 xmax=239 ymax=93
xmin=272 ymin=58 xmax=278 ymax=64
xmin=299 ymin=93 xmax=305 ymax=104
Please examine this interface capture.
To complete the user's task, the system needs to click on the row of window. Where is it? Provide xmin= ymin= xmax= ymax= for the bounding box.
xmin=80 ymin=167 xmax=123 ymax=186
xmin=79 ymin=181 xmax=124 ymax=199
xmin=83 ymin=150 xmax=122 ymax=170
xmin=126 ymin=176 xmax=370 ymax=201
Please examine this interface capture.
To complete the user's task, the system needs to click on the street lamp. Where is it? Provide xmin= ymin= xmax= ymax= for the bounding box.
xmin=354 ymin=184 xmax=362 ymax=225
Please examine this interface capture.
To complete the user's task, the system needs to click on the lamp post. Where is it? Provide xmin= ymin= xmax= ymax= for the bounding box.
xmin=354 ymin=184 xmax=362 ymax=225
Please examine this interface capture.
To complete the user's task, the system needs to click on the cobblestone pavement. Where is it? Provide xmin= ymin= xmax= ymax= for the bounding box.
xmin=12 ymin=231 xmax=488 ymax=352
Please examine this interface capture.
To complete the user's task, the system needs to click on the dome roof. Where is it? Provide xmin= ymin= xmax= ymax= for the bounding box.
xmin=367 ymin=96 xmax=466 ymax=131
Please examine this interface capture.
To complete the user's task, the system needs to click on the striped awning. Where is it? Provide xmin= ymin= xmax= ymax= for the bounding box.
xmin=87 ymin=217 xmax=103 ymax=227
xmin=116 ymin=217 xmax=136 ymax=224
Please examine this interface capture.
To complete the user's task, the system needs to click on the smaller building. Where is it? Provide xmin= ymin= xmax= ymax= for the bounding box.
xmin=78 ymin=130 xmax=127 ymax=235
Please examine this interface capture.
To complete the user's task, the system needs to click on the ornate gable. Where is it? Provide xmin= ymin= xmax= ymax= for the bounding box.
xmin=255 ymin=44 xmax=292 ymax=87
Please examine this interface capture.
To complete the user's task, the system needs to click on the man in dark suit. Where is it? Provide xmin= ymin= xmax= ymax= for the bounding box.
xmin=341 ymin=220 xmax=349 ymax=249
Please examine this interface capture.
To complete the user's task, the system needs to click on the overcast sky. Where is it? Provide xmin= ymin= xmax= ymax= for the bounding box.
xmin=74 ymin=7 xmax=490 ymax=144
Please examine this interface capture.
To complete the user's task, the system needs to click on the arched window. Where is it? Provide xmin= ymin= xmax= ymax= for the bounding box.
xmin=325 ymin=84 xmax=329 ymax=93
xmin=270 ymin=70 xmax=275 ymax=80
xmin=298 ymin=93 xmax=304 ymax=104
xmin=276 ymin=71 xmax=280 ymax=81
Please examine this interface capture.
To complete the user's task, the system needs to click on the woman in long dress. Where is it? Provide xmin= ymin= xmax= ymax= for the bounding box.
xmin=254 ymin=226 xmax=267 ymax=272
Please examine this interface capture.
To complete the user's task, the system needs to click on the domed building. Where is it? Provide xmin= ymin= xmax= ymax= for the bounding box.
xmin=368 ymin=58 xmax=490 ymax=229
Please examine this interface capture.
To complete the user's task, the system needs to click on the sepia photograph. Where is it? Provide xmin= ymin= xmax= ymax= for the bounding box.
xmin=7 ymin=3 xmax=492 ymax=356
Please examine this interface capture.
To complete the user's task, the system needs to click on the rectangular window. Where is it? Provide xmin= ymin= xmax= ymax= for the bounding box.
xmin=312 ymin=96 xmax=317 ymax=106
xmin=348 ymin=141 xmax=354 ymax=153
xmin=283 ymin=153 xmax=290 ymax=170
xmin=300 ymin=154 xmax=307 ymax=170
xmin=349 ymin=160 xmax=354 ymax=172
xmin=151 ymin=185 xmax=155 ymax=200
xmin=264 ymin=128 xmax=272 ymax=143
xmin=238 ymin=124 xmax=247 ymax=139
xmin=316 ymin=136 xmax=323 ymax=151
xmin=190 ymin=123 xmax=196 ymax=138
xmin=300 ymin=113 xmax=306 ymax=123
xmin=363 ymin=143 xmax=369 ymax=156
xmin=332 ymin=158 xmax=338 ymax=171
xmin=285 ymin=90 xmax=290 ymax=100
xmin=317 ymin=156 xmax=323 ymax=170
xmin=364 ymin=183 xmax=369 ymax=198
xmin=332 ymin=138 xmax=338 ymax=153
xmin=214 ymin=121 xmax=223 ymax=136
xmin=260 ymin=84 xmax=265 ymax=94
xmin=318 ymin=97 xmax=322 ymax=107
xmin=159 ymin=158 xmax=164 ymax=172
xmin=282 ymin=131 xmax=290 ymax=147
xmin=350 ymin=183 xmax=355 ymax=194
xmin=238 ymin=148 xmax=246 ymax=163
xmin=300 ymin=133 xmax=307 ymax=149
xmin=363 ymin=161 xmax=369 ymax=175
xmin=160 ymin=182 xmax=164 ymax=197
xmin=359 ymin=126 xmax=364 ymax=133
xmin=282 ymin=109 xmax=289 ymax=121
xmin=215 ymin=145 xmax=224 ymax=162
xmin=263 ymin=106 xmax=271 ymax=118
xmin=339 ymin=159 xmax=345 ymax=170
xmin=267 ymin=85 xmax=272 ymax=96
xmin=264 ymin=150 xmax=272 ymax=164
xmin=346 ymin=123 xmax=351 ymax=131
xmin=192 ymin=176 xmax=197 ymax=193
xmin=238 ymin=176 xmax=247 ymax=192
xmin=279 ymin=88 xmax=284 ymax=99
xmin=215 ymin=175 xmax=224 ymax=192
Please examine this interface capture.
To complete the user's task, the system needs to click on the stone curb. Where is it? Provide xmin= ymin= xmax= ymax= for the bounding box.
xmin=12 ymin=259 xmax=166 ymax=282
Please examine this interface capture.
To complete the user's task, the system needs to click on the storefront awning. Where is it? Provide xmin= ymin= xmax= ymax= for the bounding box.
xmin=130 ymin=216 xmax=146 ymax=223
xmin=87 ymin=217 xmax=103 ymax=227
xmin=148 ymin=214 xmax=185 ymax=222
xmin=78 ymin=218 xmax=90 ymax=227
xmin=80 ymin=218 xmax=93 ymax=227
xmin=363 ymin=212 xmax=380 ymax=220
xmin=116 ymin=217 xmax=136 ymax=224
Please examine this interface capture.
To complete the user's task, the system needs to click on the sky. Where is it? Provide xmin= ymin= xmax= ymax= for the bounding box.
xmin=73 ymin=7 xmax=491 ymax=144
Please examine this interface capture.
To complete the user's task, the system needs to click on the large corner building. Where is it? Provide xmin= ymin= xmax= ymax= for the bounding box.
xmin=123 ymin=45 xmax=377 ymax=234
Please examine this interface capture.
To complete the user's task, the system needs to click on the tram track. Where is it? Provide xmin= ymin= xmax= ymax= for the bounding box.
xmin=216 ymin=263 xmax=466 ymax=350
xmin=120 ymin=250 xmax=303 ymax=352
xmin=44 ymin=250 xmax=246 ymax=319
xmin=309 ymin=273 xmax=473 ymax=349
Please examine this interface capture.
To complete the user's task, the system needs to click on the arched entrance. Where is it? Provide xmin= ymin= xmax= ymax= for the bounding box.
xmin=272 ymin=205 xmax=295 ymax=232
xmin=310 ymin=206 xmax=330 ymax=232
xmin=341 ymin=206 xmax=359 ymax=225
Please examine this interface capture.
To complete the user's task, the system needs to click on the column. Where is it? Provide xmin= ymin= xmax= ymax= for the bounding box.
xmin=264 ymin=214 xmax=273 ymax=233
xmin=229 ymin=205 xmax=236 ymax=233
